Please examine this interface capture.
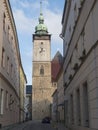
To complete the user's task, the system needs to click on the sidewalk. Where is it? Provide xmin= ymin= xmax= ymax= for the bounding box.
xmin=0 ymin=121 xmax=29 ymax=130
xmin=0 ymin=121 xmax=69 ymax=130
xmin=52 ymin=122 xmax=69 ymax=130
xmin=57 ymin=123 xmax=69 ymax=130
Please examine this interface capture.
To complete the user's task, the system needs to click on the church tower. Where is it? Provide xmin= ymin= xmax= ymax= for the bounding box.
xmin=32 ymin=1 xmax=53 ymax=120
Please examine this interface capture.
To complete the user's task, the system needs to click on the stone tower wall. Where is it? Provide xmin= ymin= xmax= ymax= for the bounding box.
xmin=32 ymin=35 xmax=55 ymax=120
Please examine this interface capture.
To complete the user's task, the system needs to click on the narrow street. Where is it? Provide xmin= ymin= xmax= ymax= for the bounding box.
xmin=23 ymin=123 xmax=55 ymax=130
xmin=1 ymin=121 xmax=59 ymax=130
xmin=21 ymin=121 xmax=56 ymax=130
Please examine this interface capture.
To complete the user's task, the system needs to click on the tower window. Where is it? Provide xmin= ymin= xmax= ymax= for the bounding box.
xmin=40 ymin=65 xmax=44 ymax=75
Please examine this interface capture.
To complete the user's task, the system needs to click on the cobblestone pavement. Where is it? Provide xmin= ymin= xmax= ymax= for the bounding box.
xmin=1 ymin=121 xmax=56 ymax=130
xmin=0 ymin=121 xmax=69 ymax=130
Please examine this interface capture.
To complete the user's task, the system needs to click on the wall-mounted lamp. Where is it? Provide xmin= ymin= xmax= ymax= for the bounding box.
xmin=59 ymin=34 xmax=65 ymax=41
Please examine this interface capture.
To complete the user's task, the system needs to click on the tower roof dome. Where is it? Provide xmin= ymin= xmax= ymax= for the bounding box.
xmin=35 ymin=1 xmax=48 ymax=35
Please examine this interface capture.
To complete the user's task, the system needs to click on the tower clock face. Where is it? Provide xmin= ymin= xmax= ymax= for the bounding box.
xmin=38 ymin=42 xmax=46 ymax=56
xmin=33 ymin=40 xmax=50 ymax=61
xmin=39 ymin=47 xmax=45 ymax=56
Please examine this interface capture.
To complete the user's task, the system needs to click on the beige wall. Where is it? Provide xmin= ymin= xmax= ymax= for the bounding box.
xmin=0 ymin=78 xmax=19 ymax=126
xmin=52 ymin=89 xmax=58 ymax=122
xmin=57 ymin=72 xmax=64 ymax=122
xmin=0 ymin=0 xmax=21 ymax=127
xmin=19 ymin=67 xmax=27 ymax=122
xmin=52 ymin=71 xmax=64 ymax=122
xmin=62 ymin=0 xmax=98 ymax=130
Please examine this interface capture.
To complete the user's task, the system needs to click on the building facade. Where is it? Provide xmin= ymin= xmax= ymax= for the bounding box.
xmin=19 ymin=65 xmax=27 ymax=122
xmin=0 ymin=0 xmax=21 ymax=127
xmin=61 ymin=0 xmax=98 ymax=130
xmin=51 ymin=51 xmax=64 ymax=123
xmin=32 ymin=2 xmax=54 ymax=120
xmin=52 ymin=89 xmax=58 ymax=122
xmin=52 ymin=71 xmax=64 ymax=123
xmin=26 ymin=85 xmax=32 ymax=120
xmin=57 ymin=69 xmax=64 ymax=123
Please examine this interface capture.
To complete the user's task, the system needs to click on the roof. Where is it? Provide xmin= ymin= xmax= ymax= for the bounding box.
xmin=26 ymin=85 xmax=32 ymax=94
xmin=52 ymin=51 xmax=63 ymax=63
xmin=35 ymin=1 xmax=48 ymax=35
xmin=51 ymin=51 xmax=63 ymax=82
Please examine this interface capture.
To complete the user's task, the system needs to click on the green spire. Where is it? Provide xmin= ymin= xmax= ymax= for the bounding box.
xmin=35 ymin=0 xmax=48 ymax=35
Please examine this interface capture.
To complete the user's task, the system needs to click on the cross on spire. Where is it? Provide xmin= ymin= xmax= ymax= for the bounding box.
xmin=40 ymin=0 xmax=43 ymax=15
xmin=35 ymin=0 xmax=48 ymax=34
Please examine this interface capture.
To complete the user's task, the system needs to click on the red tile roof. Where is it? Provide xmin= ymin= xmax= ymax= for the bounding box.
xmin=51 ymin=51 xmax=63 ymax=82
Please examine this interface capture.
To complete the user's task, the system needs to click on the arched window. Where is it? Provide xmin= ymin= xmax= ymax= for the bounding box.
xmin=40 ymin=65 xmax=44 ymax=75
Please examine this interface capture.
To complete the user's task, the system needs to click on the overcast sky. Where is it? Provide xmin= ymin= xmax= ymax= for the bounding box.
xmin=10 ymin=0 xmax=65 ymax=85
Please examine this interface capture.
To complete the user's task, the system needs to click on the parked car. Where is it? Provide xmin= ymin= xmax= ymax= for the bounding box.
xmin=42 ymin=117 xmax=51 ymax=123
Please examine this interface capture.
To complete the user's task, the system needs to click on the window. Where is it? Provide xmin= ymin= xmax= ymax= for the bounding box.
xmin=70 ymin=94 xmax=74 ymax=124
xmin=40 ymin=65 xmax=44 ymax=75
xmin=6 ymin=91 xmax=8 ymax=109
xmin=11 ymin=36 xmax=13 ymax=45
xmin=7 ymin=56 xmax=9 ymax=74
xmin=1 ymin=48 xmax=5 ymax=68
xmin=81 ymin=28 xmax=85 ymax=45
xmin=65 ymin=100 xmax=68 ymax=127
xmin=9 ymin=94 xmax=12 ymax=110
xmin=11 ymin=64 xmax=13 ymax=78
xmin=11 ymin=36 xmax=13 ymax=41
xmin=83 ymin=82 xmax=89 ymax=127
xmin=0 ymin=89 xmax=4 ymax=115
xmin=80 ymin=28 xmax=86 ymax=56
xmin=8 ymin=26 xmax=10 ymax=41
xmin=81 ymin=28 xmax=85 ymax=50
xmin=76 ymin=88 xmax=81 ymax=125
xmin=3 ymin=13 xmax=6 ymax=31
